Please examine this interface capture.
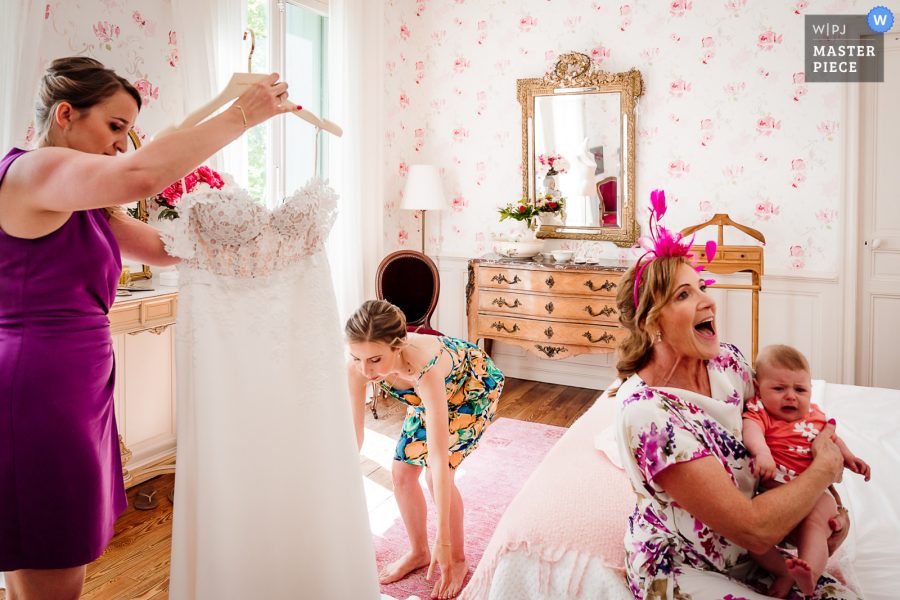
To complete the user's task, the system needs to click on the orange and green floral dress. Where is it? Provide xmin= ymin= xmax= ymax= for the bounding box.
xmin=379 ymin=336 xmax=504 ymax=469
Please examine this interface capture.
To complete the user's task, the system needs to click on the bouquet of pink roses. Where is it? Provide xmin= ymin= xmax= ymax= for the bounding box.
xmin=154 ymin=166 xmax=225 ymax=220
xmin=537 ymin=153 xmax=570 ymax=176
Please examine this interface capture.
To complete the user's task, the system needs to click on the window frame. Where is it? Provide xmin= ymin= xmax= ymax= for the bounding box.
xmin=267 ymin=0 xmax=329 ymax=207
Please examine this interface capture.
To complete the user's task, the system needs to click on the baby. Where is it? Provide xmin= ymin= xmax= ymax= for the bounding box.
xmin=742 ymin=344 xmax=870 ymax=598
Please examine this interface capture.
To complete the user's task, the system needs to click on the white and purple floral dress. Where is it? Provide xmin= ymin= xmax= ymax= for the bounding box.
xmin=615 ymin=343 xmax=857 ymax=600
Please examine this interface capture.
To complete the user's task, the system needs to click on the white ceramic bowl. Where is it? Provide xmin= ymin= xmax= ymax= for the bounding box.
xmin=495 ymin=240 xmax=544 ymax=258
xmin=551 ymin=250 xmax=574 ymax=262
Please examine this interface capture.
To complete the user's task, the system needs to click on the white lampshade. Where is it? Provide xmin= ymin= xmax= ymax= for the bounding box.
xmin=401 ymin=165 xmax=447 ymax=211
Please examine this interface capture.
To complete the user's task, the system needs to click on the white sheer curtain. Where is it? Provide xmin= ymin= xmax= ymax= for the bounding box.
xmin=170 ymin=0 xmax=247 ymax=184
xmin=0 ymin=1 xmax=44 ymax=151
xmin=326 ymin=0 xmax=383 ymax=319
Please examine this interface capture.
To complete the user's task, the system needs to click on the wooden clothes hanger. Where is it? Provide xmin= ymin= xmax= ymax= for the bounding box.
xmin=160 ymin=29 xmax=342 ymax=138
xmin=681 ymin=213 xmax=765 ymax=247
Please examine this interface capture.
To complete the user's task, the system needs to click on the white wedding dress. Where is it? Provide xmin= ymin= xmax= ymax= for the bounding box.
xmin=160 ymin=179 xmax=380 ymax=599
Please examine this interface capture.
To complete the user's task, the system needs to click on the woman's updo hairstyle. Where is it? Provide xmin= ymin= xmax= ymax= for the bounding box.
xmin=34 ymin=56 xmax=142 ymax=147
xmin=614 ymin=255 xmax=690 ymax=381
xmin=345 ymin=299 xmax=408 ymax=349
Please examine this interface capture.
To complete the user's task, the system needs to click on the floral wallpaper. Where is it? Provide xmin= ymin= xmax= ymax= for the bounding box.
xmin=15 ymin=0 xmax=181 ymax=147
xmin=381 ymin=0 xmax=867 ymax=276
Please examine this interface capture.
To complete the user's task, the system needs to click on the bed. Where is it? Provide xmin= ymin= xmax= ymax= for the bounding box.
xmin=460 ymin=380 xmax=900 ymax=600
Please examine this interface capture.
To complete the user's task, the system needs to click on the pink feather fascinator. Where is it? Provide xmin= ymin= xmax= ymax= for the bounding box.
xmin=633 ymin=190 xmax=716 ymax=308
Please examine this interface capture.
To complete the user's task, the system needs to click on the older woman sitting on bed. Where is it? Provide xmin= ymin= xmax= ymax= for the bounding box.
xmin=612 ymin=192 xmax=855 ymax=599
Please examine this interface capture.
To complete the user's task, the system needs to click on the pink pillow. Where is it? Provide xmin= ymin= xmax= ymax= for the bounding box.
xmin=462 ymin=395 xmax=633 ymax=598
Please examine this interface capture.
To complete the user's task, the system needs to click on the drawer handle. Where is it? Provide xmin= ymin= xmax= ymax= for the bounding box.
xmin=492 ymin=297 xmax=522 ymax=309
xmin=545 ymin=275 xmax=555 ymax=288
xmin=128 ymin=324 xmax=172 ymax=336
xmin=583 ymin=331 xmax=616 ymax=344
xmin=544 ymin=326 xmax=554 ymax=339
xmin=491 ymin=274 xmax=521 ymax=285
xmin=491 ymin=321 xmax=520 ymax=334
xmin=584 ymin=279 xmax=617 ymax=292
xmin=545 ymin=302 xmax=554 ymax=314
xmin=586 ymin=305 xmax=617 ymax=318
xmin=534 ymin=344 xmax=568 ymax=358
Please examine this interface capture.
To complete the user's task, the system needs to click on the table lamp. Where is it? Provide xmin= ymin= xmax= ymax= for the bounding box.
xmin=401 ymin=165 xmax=447 ymax=254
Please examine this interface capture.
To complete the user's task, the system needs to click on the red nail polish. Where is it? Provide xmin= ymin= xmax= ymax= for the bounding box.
xmin=296 ymin=105 xmax=303 ymax=111
xmin=828 ymin=418 xmax=836 ymax=424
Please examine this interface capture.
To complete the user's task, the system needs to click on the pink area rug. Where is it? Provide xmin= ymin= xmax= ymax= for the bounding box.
xmin=374 ymin=417 xmax=566 ymax=600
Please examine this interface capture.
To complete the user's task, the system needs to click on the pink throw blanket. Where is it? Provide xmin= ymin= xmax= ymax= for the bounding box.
xmin=460 ymin=393 xmax=634 ymax=598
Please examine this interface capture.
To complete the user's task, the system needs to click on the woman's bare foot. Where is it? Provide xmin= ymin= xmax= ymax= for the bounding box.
xmin=379 ymin=549 xmax=431 ymax=584
xmin=786 ymin=557 xmax=817 ymax=596
xmin=768 ymin=574 xmax=794 ymax=598
xmin=430 ymin=559 xmax=469 ymax=599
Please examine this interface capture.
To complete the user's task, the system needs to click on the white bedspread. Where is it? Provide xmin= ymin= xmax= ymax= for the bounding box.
xmin=814 ymin=380 xmax=900 ymax=599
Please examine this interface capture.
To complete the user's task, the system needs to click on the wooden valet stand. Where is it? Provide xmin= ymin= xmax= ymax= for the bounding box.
xmin=682 ymin=214 xmax=766 ymax=366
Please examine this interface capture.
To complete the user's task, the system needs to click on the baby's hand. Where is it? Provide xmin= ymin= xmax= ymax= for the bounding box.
xmin=753 ymin=453 xmax=777 ymax=481
xmin=845 ymin=456 xmax=871 ymax=481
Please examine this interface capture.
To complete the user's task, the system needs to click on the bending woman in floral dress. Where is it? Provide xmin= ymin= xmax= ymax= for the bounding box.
xmin=345 ymin=299 xmax=504 ymax=599
xmin=611 ymin=192 xmax=856 ymax=599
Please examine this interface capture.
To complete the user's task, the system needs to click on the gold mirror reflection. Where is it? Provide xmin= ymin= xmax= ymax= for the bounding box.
xmin=123 ymin=129 xmax=152 ymax=282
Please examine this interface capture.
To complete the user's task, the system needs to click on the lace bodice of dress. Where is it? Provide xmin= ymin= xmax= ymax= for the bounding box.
xmin=159 ymin=178 xmax=337 ymax=278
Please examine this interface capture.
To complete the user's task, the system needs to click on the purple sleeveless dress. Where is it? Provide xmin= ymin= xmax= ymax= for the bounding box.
xmin=0 ymin=147 xmax=127 ymax=570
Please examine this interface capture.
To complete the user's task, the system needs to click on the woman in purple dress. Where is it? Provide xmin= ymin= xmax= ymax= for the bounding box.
xmin=0 ymin=57 xmax=292 ymax=599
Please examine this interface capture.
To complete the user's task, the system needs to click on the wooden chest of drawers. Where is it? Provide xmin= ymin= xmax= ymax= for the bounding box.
xmin=466 ymin=256 xmax=629 ymax=360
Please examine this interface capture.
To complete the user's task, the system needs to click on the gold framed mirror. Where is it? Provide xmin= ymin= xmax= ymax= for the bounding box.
xmin=123 ymin=129 xmax=152 ymax=282
xmin=518 ymin=52 xmax=643 ymax=246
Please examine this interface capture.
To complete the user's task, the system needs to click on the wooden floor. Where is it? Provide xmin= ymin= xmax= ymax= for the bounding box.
xmin=0 ymin=377 xmax=598 ymax=600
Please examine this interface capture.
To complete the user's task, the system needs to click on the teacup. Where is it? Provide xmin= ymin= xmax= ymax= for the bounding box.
xmin=551 ymin=250 xmax=574 ymax=262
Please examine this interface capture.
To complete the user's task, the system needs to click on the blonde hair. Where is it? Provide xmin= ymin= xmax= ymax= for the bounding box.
xmin=614 ymin=256 xmax=691 ymax=381
xmin=34 ymin=56 xmax=141 ymax=148
xmin=755 ymin=344 xmax=810 ymax=379
xmin=345 ymin=299 xmax=408 ymax=348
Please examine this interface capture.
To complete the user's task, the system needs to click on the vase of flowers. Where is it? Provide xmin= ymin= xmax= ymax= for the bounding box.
xmin=153 ymin=165 xmax=225 ymax=220
xmin=538 ymin=152 xmax=569 ymax=202
xmin=496 ymin=198 xmax=544 ymax=257
xmin=536 ymin=193 xmax=566 ymax=226
xmin=498 ymin=197 xmax=539 ymax=230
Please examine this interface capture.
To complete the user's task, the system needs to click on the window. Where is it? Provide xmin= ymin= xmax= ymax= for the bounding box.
xmin=245 ymin=0 xmax=329 ymax=207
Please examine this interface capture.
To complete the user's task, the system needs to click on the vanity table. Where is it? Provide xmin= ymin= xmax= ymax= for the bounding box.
xmin=109 ymin=284 xmax=178 ymax=488
xmin=467 ymin=255 xmax=628 ymax=360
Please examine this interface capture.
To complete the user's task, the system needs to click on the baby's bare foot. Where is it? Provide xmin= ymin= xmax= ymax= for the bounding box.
xmin=786 ymin=557 xmax=817 ymax=596
xmin=379 ymin=550 xmax=430 ymax=584
xmin=430 ymin=559 xmax=468 ymax=599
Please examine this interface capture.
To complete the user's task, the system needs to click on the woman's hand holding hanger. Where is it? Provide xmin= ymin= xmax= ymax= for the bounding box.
xmin=230 ymin=73 xmax=296 ymax=130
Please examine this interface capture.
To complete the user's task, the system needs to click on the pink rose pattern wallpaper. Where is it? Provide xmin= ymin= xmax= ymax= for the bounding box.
xmin=19 ymin=1 xmax=181 ymax=146
xmin=382 ymin=0 xmax=864 ymax=275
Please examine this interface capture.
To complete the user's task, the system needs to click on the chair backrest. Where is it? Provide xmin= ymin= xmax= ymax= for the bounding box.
xmin=597 ymin=176 xmax=618 ymax=225
xmin=597 ymin=177 xmax=617 ymax=211
xmin=375 ymin=250 xmax=441 ymax=330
